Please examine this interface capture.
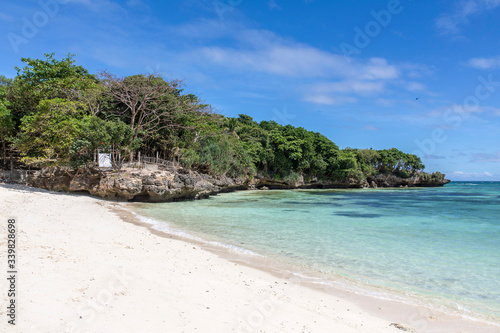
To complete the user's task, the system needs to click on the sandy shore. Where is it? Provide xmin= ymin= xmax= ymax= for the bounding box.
xmin=0 ymin=184 xmax=498 ymax=333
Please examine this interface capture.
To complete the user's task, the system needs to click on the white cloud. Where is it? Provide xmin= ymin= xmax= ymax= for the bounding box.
xmin=192 ymin=29 xmax=401 ymax=81
xmin=436 ymin=0 xmax=500 ymax=36
xmin=198 ymin=43 xmax=357 ymax=78
xmin=484 ymin=106 xmax=500 ymax=115
xmin=303 ymin=77 xmax=387 ymax=106
xmin=485 ymin=0 xmax=500 ymax=7
xmin=436 ymin=105 xmax=500 ymax=118
xmin=412 ymin=104 xmax=499 ymax=128
xmin=267 ymin=0 xmax=281 ymax=10
xmin=362 ymin=124 xmax=380 ymax=131
xmin=399 ymin=63 xmax=436 ymax=79
xmin=435 ymin=1 xmax=478 ymax=36
xmin=56 ymin=0 xmax=127 ymax=15
xmin=0 ymin=12 xmax=14 ymax=22
xmin=166 ymin=19 xmax=240 ymax=40
xmin=406 ymin=81 xmax=426 ymax=92
xmin=472 ymin=151 xmax=500 ymax=162
xmin=449 ymin=170 xmax=495 ymax=179
xmin=186 ymin=28 xmax=413 ymax=105
xmin=312 ymin=80 xmax=386 ymax=95
xmin=467 ymin=56 xmax=500 ymax=69
xmin=376 ymin=98 xmax=395 ymax=107
xmin=435 ymin=16 xmax=460 ymax=36
xmin=303 ymin=95 xmax=357 ymax=105
xmin=449 ymin=103 xmax=486 ymax=115
xmin=425 ymin=155 xmax=446 ymax=160
xmin=361 ymin=58 xmax=400 ymax=80
xmin=198 ymin=45 xmax=343 ymax=78
xmin=449 ymin=105 xmax=500 ymax=116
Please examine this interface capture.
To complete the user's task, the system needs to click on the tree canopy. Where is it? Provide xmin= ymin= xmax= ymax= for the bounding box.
xmin=0 ymin=54 xmax=443 ymax=183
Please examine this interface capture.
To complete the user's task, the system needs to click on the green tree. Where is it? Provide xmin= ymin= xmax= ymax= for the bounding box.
xmin=0 ymin=101 xmax=14 ymax=169
xmin=269 ymin=126 xmax=304 ymax=177
xmin=8 ymin=53 xmax=97 ymax=127
xmin=356 ymin=149 xmax=380 ymax=176
xmin=0 ymin=76 xmax=14 ymax=168
xmin=332 ymin=149 xmax=361 ymax=180
xmin=1 ymin=54 xmax=441 ymax=182
xmin=13 ymin=99 xmax=86 ymax=165
xmin=100 ymin=71 xmax=212 ymax=160
xmin=70 ymin=117 xmax=137 ymax=167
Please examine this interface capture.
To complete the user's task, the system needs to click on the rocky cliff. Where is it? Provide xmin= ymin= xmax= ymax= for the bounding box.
xmin=20 ymin=165 xmax=450 ymax=203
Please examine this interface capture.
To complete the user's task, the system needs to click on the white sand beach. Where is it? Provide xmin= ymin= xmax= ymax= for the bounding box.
xmin=0 ymin=184 xmax=497 ymax=333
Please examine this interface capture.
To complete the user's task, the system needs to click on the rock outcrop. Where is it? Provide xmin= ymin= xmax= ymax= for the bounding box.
xmin=22 ymin=165 xmax=450 ymax=203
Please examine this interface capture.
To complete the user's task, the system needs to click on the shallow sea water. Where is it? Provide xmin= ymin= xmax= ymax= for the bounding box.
xmin=131 ymin=181 xmax=500 ymax=323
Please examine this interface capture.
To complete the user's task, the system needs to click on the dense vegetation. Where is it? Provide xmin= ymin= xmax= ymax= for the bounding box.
xmin=0 ymin=54 xmax=445 ymax=183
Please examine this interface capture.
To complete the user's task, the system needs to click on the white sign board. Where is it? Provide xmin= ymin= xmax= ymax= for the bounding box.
xmin=98 ymin=153 xmax=112 ymax=168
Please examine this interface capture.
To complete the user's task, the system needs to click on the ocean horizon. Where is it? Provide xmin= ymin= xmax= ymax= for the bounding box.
xmin=130 ymin=181 xmax=500 ymax=326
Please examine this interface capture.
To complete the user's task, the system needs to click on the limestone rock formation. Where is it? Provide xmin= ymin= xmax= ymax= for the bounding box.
xmin=24 ymin=165 xmax=450 ymax=203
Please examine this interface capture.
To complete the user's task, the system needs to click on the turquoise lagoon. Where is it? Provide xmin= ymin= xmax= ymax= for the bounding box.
xmin=130 ymin=182 xmax=500 ymax=323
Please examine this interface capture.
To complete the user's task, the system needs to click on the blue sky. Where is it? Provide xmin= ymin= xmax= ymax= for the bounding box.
xmin=1 ymin=0 xmax=500 ymax=180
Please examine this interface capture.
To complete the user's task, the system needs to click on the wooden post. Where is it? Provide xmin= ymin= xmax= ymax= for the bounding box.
xmin=10 ymin=151 xmax=13 ymax=180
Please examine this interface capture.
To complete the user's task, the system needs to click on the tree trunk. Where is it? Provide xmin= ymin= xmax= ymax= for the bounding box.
xmin=2 ymin=140 xmax=5 ymax=170
xmin=10 ymin=150 xmax=13 ymax=172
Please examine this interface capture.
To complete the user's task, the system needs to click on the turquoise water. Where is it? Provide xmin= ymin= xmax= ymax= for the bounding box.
xmin=131 ymin=182 xmax=500 ymax=323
